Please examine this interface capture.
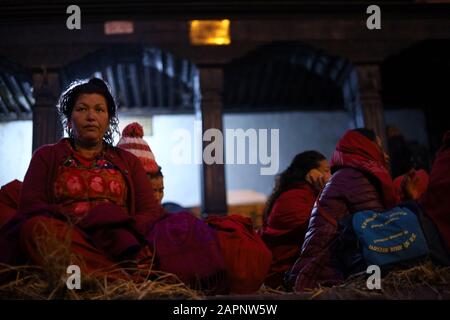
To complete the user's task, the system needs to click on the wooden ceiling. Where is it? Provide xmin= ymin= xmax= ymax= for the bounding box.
xmin=1 ymin=1 xmax=449 ymax=26
xmin=1 ymin=1 xmax=449 ymax=120
xmin=0 ymin=57 xmax=33 ymax=121
xmin=381 ymin=39 xmax=450 ymax=108
xmin=224 ymin=42 xmax=355 ymax=111
xmin=61 ymin=45 xmax=200 ymax=113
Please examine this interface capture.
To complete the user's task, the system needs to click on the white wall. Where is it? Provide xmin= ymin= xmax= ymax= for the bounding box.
xmin=0 ymin=108 xmax=427 ymax=207
xmin=0 ymin=120 xmax=33 ymax=186
xmin=140 ymin=109 xmax=427 ymax=206
xmin=223 ymin=111 xmax=352 ymax=197
xmin=119 ymin=114 xmax=203 ymax=208
xmin=115 ymin=111 xmax=351 ymax=207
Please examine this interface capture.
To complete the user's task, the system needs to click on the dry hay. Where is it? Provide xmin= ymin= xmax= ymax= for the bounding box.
xmin=225 ymin=263 xmax=450 ymax=300
xmin=0 ymin=263 xmax=204 ymax=300
xmin=3 ymin=220 xmax=450 ymax=300
xmin=308 ymin=262 xmax=450 ymax=300
xmin=0 ymin=220 xmax=202 ymax=300
xmin=257 ymin=285 xmax=286 ymax=296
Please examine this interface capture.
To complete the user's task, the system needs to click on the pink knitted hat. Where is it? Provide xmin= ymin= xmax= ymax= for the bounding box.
xmin=116 ymin=122 xmax=159 ymax=174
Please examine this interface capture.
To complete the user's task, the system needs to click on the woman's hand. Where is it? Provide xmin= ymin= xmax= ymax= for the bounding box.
xmin=306 ymin=168 xmax=326 ymax=192
xmin=401 ymin=169 xmax=420 ymax=200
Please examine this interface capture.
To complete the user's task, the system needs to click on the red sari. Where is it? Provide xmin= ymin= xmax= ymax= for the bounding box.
xmin=20 ymin=144 xmax=135 ymax=278
xmin=0 ymin=139 xmax=164 ymax=280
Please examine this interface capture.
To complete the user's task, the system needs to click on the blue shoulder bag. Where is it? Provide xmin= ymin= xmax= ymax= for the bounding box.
xmin=352 ymin=206 xmax=429 ymax=267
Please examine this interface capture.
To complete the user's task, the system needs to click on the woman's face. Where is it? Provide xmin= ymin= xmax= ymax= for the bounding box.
xmin=69 ymin=93 xmax=109 ymax=146
xmin=317 ymin=159 xmax=332 ymax=182
xmin=150 ymin=176 xmax=164 ymax=205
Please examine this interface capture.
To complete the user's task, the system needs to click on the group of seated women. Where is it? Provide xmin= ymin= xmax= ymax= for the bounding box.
xmin=0 ymin=77 xmax=449 ymax=294
xmin=260 ymin=127 xmax=450 ymax=291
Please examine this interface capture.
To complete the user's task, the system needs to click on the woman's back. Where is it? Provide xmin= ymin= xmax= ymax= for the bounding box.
xmin=265 ymin=182 xmax=316 ymax=231
xmin=291 ymin=167 xmax=385 ymax=291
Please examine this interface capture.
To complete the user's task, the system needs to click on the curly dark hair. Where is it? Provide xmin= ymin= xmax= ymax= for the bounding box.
xmin=56 ymin=77 xmax=119 ymax=145
xmin=263 ymin=150 xmax=326 ymax=221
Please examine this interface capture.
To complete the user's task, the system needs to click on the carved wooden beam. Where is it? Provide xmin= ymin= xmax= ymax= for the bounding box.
xmin=197 ymin=66 xmax=227 ymax=217
xmin=32 ymin=69 xmax=62 ymax=152
xmin=355 ymin=64 xmax=387 ymax=148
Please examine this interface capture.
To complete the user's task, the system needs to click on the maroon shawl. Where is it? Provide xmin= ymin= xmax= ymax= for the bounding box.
xmin=330 ymin=130 xmax=399 ymax=208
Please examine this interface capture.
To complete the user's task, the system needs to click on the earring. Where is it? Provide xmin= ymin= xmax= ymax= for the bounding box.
xmin=67 ymin=126 xmax=73 ymax=138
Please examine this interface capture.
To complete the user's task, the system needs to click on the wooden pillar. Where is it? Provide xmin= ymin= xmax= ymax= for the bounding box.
xmin=355 ymin=64 xmax=387 ymax=148
xmin=197 ymin=66 xmax=227 ymax=217
xmin=32 ymin=70 xmax=62 ymax=152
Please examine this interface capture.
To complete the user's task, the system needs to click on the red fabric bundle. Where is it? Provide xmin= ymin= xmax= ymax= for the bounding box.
xmin=393 ymin=169 xmax=429 ymax=200
xmin=146 ymin=211 xmax=227 ymax=293
xmin=0 ymin=180 xmax=22 ymax=227
xmin=206 ymin=214 xmax=272 ymax=294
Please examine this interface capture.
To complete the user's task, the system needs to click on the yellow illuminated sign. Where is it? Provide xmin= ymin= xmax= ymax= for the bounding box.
xmin=189 ymin=20 xmax=231 ymax=45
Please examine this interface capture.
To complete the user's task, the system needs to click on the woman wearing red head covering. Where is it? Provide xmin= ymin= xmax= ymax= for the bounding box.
xmin=289 ymin=128 xmax=417 ymax=291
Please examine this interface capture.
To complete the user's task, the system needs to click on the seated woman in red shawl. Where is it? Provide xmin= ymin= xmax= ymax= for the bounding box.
xmin=289 ymin=128 xmax=419 ymax=291
xmin=420 ymin=131 xmax=450 ymax=253
xmin=0 ymin=78 xmax=165 ymax=280
xmin=259 ymin=151 xmax=331 ymax=289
